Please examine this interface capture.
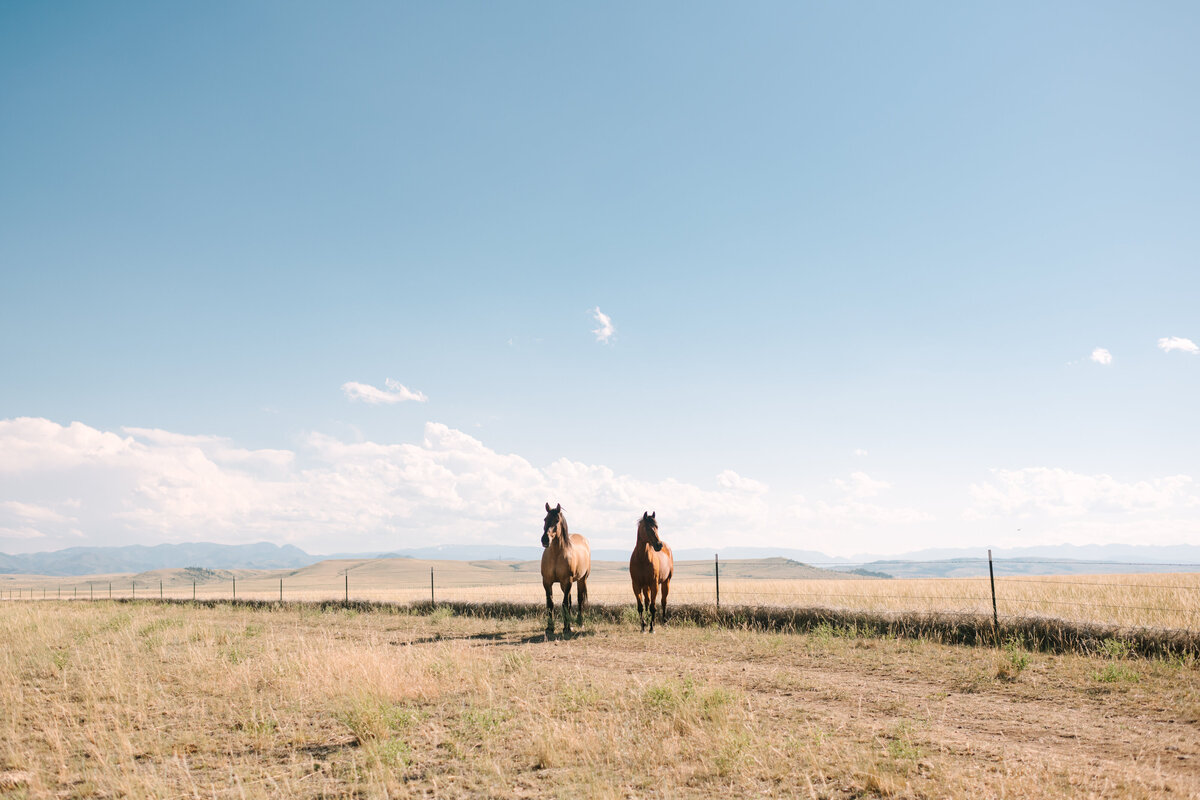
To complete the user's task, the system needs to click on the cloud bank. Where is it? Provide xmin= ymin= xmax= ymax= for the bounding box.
xmin=0 ymin=418 xmax=939 ymax=555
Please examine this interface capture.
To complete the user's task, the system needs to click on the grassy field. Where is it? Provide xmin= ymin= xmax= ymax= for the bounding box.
xmin=0 ymin=601 xmax=1197 ymax=799
xmin=2 ymin=557 xmax=1197 ymax=631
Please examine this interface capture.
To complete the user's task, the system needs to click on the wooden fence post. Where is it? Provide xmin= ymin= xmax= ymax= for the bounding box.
xmin=233 ymin=577 xmax=236 ymax=600
xmin=430 ymin=567 xmax=435 ymax=607
xmin=279 ymin=578 xmax=283 ymax=603
xmin=344 ymin=573 xmax=349 ymax=604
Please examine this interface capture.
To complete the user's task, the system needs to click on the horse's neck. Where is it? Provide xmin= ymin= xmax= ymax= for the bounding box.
xmin=555 ymin=528 xmax=572 ymax=550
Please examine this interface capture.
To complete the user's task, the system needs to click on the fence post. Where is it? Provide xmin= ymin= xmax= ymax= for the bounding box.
xmin=233 ymin=577 xmax=236 ymax=600
xmin=160 ymin=580 xmax=163 ymax=600
xmin=90 ymin=584 xmax=93 ymax=601
xmin=344 ymin=573 xmax=349 ymax=604
xmin=715 ymin=554 xmax=720 ymax=609
xmin=279 ymin=578 xmax=283 ymax=603
xmin=430 ymin=567 xmax=435 ymax=607
xmin=988 ymin=548 xmax=999 ymax=634
xmin=193 ymin=581 xmax=196 ymax=601
xmin=109 ymin=582 xmax=112 ymax=600
xmin=132 ymin=582 xmax=135 ymax=599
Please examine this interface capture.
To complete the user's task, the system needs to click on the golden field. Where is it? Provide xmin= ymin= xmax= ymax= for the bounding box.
xmin=0 ymin=600 xmax=1197 ymax=799
xmin=2 ymin=557 xmax=1197 ymax=631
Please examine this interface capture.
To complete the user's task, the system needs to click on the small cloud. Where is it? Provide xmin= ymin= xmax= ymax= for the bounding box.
xmin=835 ymin=471 xmax=891 ymax=498
xmin=716 ymin=469 xmax=768 ymax=495
xmin=853 ymin=448 xmax=869 ymax=457
xmin=1158 ymin=336 xmax=1199 ymax=355
xmin=1090 ymin=347 xmax=1112 ymax=366
xmin=342 ymin=380 xmax=428 ymax=405
xmin=591 ymin=307 xmax=615 ymax=343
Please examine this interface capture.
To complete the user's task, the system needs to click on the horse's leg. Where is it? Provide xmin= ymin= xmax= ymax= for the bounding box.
xmin=647 ymin=581 xmax=659 ymax=633
xmin=660 ymin=578 xmax=670 ymax=623
xmin=635 ymin=583 xmax=646 ymax=632
xmin=561 ymin=579 xmax=574 ymax=635
xmin=543 ymin=581 xmax=554 ymax=635
xmin=576 ymin=580 xmax=587 ymax=628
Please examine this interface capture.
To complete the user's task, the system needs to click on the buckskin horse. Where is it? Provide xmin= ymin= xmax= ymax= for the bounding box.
xmin=629 ymin=511 xmax=673 ymax=632
xmin=540 ymin=503 xmax=591 ymax=637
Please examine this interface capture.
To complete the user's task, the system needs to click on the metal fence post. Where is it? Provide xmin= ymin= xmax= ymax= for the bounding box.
xmin=344 ymin=573 xmax=349 ymax=603
xmin=715 ymin=554 xmax=720 ymax=609
xmin=988 ymin=549 xmax=999 ymax=633
xmin=430 ymin=567 xmax=435 ymax=606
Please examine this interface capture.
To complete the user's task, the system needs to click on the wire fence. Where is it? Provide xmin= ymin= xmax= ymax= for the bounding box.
xmin=1 ymin=553 xmax=1197 ymax=634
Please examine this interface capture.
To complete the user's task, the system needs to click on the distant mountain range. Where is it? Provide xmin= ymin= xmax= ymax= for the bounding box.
xmin=0 ymin=542 xmax=315 ymax=576
xmin=1 ymin=541 xmax=1197 ymax=577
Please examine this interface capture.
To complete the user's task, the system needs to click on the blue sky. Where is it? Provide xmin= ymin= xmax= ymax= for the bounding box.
xmin=1 ymin=2 xmax=1198 ymax=556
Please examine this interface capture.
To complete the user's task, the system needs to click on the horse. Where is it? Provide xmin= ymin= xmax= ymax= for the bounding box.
xmin=629 ymin=511 xmax=673 ymax=632
xmin=540 ymin=502 xmax=591 ymax=636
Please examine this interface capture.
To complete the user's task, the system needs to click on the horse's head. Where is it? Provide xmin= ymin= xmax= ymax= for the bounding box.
xmin=638 ymin=511 xmax=662 ymax=551
xmin=542 ymin=502 xmax=565 ymax=548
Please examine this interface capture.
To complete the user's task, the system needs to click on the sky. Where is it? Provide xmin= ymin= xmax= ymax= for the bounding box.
xmin=1 ymin=2 xmax=1198 ymax=557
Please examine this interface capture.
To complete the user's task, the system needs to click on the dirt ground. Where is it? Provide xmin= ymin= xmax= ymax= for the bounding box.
xmin=0 ymin=602 xmax=1196 ymax=798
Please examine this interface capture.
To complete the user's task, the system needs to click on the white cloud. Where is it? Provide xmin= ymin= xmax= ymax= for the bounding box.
xmin=834 ymin=471 xmax=891 ymax=498
xmin=716 ymin=470 xmax=769 ymax=495
xmin=10 ymin=418 xmax=1196 ymax=557
xmin=341 ymin=379 xmax=428 ymax=404
xmin=853 ymin=449 xmax=869 ymax=457
xmin=590 ymin=307 xmax=615 ymax=343
xmin=0 ymin=417 xmax=940 ymax=555
xmin=967 ymin=467 xmax=1198 ymax=518
xmin=1090 ymin=347 xmax=1112 ymax=365
xmin=1158 ymin=336 xmax=1199 ymax=355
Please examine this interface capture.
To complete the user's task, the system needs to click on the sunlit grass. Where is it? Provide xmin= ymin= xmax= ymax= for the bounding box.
xmin=4 ymin=569 xmax=1196 ymax=631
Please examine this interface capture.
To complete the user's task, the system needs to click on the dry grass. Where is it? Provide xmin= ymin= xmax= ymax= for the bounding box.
xmin=0 ymin=601 xmax=1197 ymax=798
xmin=4 ymin=561 xmax=1197 ymax=631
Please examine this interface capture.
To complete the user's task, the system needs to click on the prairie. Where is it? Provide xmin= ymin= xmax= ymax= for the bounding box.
xmin=0 ymin=601 xmax=1196 ymax=799
xmin=2 ymin=557 xmax=1197 ymax=630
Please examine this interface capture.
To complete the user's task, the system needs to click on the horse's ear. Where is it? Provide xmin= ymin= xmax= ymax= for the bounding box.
xmin=642 ymin=511 xmax=648 ymax=520
xmin=555 ymin=503 xmax=561 ymax=512
xmin=651 ymin=511 xmax=656 ymax=519
xmin=545 ymin=502 xmax=551 ymax=512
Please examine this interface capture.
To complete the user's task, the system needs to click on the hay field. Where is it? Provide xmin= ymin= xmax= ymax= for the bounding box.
xmin=2 ymin=558 xmax=1197 ymax=631
xmin=0 ymin=601 xmax=1196 ymax=799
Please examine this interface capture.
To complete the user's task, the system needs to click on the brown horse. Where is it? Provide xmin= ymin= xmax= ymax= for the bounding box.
xmin=540 ymin=503 xmax=591 ymax=636
xmin=629 ymin=511 xmax=673 ymax=632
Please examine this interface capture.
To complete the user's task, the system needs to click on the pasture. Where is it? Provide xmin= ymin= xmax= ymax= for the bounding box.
xmin=0 ymin=600 xmax=1197 ymax=799
xmin=3 ymin=557 xmax=1198 ymax=631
